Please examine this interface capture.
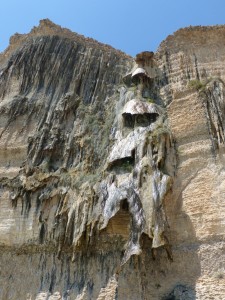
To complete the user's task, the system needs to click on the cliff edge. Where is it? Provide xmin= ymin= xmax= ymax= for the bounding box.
xmin=0 ymin=20 xmax=225 ymax=300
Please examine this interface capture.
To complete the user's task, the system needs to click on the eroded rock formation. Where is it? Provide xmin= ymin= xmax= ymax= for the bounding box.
xmin=0 ymin=20 xmax=225 ymax=299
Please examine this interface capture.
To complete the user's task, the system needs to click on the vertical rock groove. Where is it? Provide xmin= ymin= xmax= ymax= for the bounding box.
xmin=0 ymin=20 xmax=225 ymax=299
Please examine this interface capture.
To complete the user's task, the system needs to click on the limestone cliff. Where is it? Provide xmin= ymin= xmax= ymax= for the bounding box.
xmin=0 ymin=20 xmax=225 ymax=300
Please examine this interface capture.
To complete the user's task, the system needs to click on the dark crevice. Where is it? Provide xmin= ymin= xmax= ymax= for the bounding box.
xmin=123 ymin=113 xmax=158 ymax=128
xmin=108 ymin=151 xmax=135 ymax=173
xmin=120 ymin=199 xmax=129 ymax=211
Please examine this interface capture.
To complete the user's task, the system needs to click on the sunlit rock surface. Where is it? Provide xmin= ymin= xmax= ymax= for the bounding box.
xmin=0 ymin=20 xmax=225 ymax=299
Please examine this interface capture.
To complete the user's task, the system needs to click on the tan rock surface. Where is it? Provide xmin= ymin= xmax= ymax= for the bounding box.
xmin=0 ymin=21 xmax=225 ymax=299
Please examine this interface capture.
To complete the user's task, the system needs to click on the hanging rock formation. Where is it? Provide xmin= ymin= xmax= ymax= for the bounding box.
xmin=0 ymin=20 xmax=225 ymax=299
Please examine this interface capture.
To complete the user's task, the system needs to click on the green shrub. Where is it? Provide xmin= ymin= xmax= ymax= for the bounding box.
xmin=145 ymin=97 xmax=154 ymax=103
xmin=188 ymin=79 xmax=205 ymax=91
xmin=121 ymin=160 xmax=133 ymax=172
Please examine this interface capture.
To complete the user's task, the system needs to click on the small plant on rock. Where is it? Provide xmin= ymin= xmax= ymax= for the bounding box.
xmin=188 ymin=79 xmax=205 ymax=91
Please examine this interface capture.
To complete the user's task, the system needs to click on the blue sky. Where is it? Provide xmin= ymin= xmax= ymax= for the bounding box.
xmin=1 ymin=0 xmax=225 ymax=56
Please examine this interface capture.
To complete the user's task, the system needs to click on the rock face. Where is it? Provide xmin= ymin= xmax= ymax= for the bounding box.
xmin=0 ymin=20 xmax=225 ymax=299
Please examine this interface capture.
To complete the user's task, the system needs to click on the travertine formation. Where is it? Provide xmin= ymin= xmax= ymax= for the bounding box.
xmin=0 ymin=20 xmax=225 ymax=299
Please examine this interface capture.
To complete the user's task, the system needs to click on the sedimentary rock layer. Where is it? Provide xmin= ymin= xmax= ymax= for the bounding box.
xmin=0 ymin=20 xmax=225 ymax=299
